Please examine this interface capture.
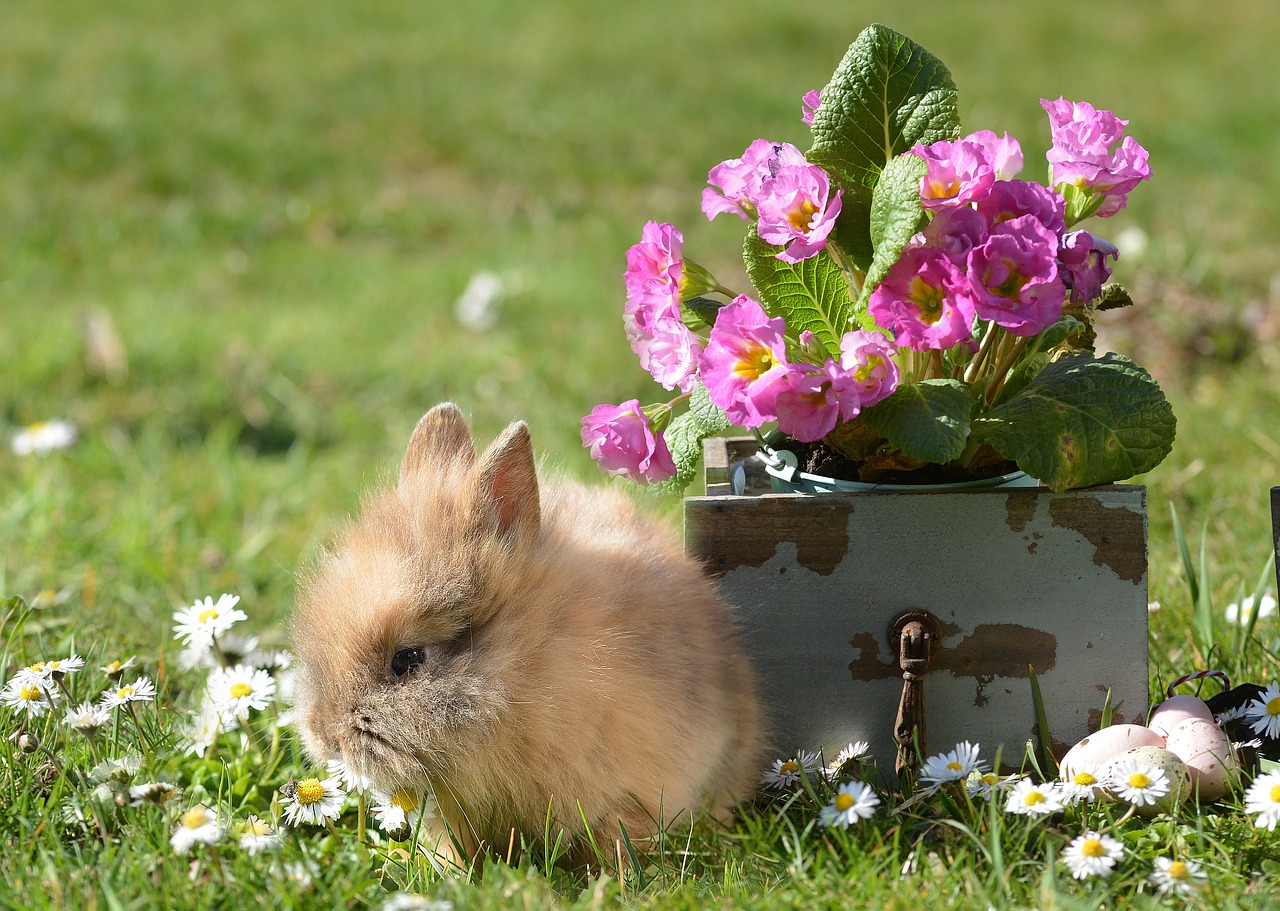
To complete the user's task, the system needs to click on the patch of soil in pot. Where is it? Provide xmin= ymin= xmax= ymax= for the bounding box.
xmin=785 ymin=439 xmax=1020 ymax=485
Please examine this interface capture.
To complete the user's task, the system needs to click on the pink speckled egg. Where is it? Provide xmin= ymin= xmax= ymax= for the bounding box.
xmin=1163 ymin=717 xmax=1238 ymax=802
xmin=1147 ymin=695 xmax=1215 ymax=740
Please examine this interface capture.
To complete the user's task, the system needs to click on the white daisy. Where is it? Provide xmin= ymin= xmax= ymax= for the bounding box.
xmin=99 ymin=676 xmax=156 ymax=709
xmin=760 ymin=750 xmax=822 ymax=788
xmin=281 ymin=776 xmax=345 ymax=826
xmin=245 ymin=648 xmax=293 ymax=672
xmin=45 ymin=655 xmax=85 ymax=678
xmin=2 ymin=678 xmax=59 ymax=716
xmin=182 ymin=699 xmax=236 ymax=757
xmin=237 ymin=815 xmax=281 ymax=854
xmin=965 ymin=771 xmax=1022 ymax=800
xmin=279 ymin=860 xmax=315 ymax=891
xmin=11 ymin=419 xmax=77 ymax=456
xmin=825 ymin=741 xmax=871 ymax=778
xmin=370 ymin=787 xmax=437 ymax=836
xmin=1243 ymin=680 xmax=1280 ymax=740
xmin=1148 ymin=856 xmax=1208 ymax=895
xmin=1004 ymin=779 xmax=1065 ymax=816
xmin=818 ymin=780 xmax=880 ymax=828
xmin=918 ymin=741 xmax=987 ymax=789
xmin=64 ymin=701 xmax=112 ymax=734
xmin=1059 ymin=769 xmax=1105 ymax=805
xmin=215 ymin=633 xmax=261 ymax=665
xmin=171 ymin=804 xmax=221 ymax=854
xmin=129 ymin=782 xmax=180 ymax=806
xmin=326 ymin=757 xmax=373 ymax=795
xmin=382 ymin=894 xmax=454 ymax=911
xmin=207 ymin=664 xmax=276 ymax=723
xmin=13 ymin=661 xmax=53 ymax=686
xmin=99 ymin=657 xmax=137 ymax=679
xmin=172 ymin=593 xmax=247 ymax=648
xmin=1105 ymin=759 xmax=1170 ymax=808
xmin=1243 ymin=770 xmax=1280 ymax=831
xmin=28 ymin=587 xmax=72 ymax=609
xmin=90 ymin=753 xmax=142 ymax=784
xmin=1225 ymin=592 xmax=1276 ymax=625
xmin=1061 ymin=830 xmax=1124 ymax=879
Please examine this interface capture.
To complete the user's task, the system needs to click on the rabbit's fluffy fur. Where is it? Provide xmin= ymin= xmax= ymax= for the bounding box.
xmin=293 ymin=404 xmax=764 ymax=863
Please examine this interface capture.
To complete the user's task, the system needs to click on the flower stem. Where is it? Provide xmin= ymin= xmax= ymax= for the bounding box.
xmin=984 ymin=335 xmax=1034 ymax=406
xmin=964 ymin=325 xmax=1003 ymax=384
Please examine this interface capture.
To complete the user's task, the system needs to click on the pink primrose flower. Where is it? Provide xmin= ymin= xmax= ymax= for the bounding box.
xmin=966 ymin=130 xmax=1024 ymax=181
xmin=976 ymin=180 xmax=1066 ymax=236
xmin=624 ymin=221 xmax=683 ymax=307
xmin=774 ymin=360 xmax=862 ymax=442
xmin=1041 ymin=97 xmax=1151 ymax=217
xmin=966 ymin=215 xmax=1066 ymax=336
xmin=622 ymin=221 xmax=701 ymax=391
xmin=912 ymin=138 xmax=997 ymax=211
xmin=580 ymin=400 xmax=677 ymax=485
xmin=699 ymin=295 xmax=791 ymax=427
xmin=919 ymin=206 xmax=988 ymax=259
xmin=1058 ymin=230 xmax=1119 ymax=305
xmin=754 ymin=163 xmax=844 ymax=263
xmin=624 ymin=314 xmax=703 ymax=393
xmin=868 ymin=246 xmax=977 ymax=351
xmin=702 ymin=140 xmax=808 ymax=222
xmin=802 ymin=89 xmax=822 ymax=126
xmin=838 ymin=330 xmax=899 ymax=408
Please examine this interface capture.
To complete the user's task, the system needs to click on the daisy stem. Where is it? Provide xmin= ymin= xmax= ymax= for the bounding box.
xmin=357 ymin=793 xmax=368 ymax=849
xmin=125 ymin=702 xmax=155 ymax=763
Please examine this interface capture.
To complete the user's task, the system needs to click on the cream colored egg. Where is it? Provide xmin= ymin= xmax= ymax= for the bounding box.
xmin=1163 ymin=717 xmax=1238 ymax=802
xmin=1096 ymin=745 xmax=1190 ymax=816
xmin=1059 ymin=723 xmax=1166 ymax=781
xmin=1147 ymin=695 xmax=1215 ymax=740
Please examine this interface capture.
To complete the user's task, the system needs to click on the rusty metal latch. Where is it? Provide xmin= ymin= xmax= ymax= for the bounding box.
xmin=890 ymin=609 xmax=940 ymax=777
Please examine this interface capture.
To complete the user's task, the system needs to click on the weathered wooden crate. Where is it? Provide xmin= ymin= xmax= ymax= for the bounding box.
xmin=685 ymin=437 xmax=1150 ymax=779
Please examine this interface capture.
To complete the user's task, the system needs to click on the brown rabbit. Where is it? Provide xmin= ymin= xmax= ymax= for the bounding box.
xmin=292 ymin=403 xmax=764 ymax=866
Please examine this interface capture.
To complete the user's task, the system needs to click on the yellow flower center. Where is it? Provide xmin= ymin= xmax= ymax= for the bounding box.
xmin=26 ymin=662 xmax=47 ymax=675
xmin=1127 ymin=772 xmax=1151 ymax=789
xmin=1167 ymin=861 xmax=1189 ymax=880
xmin=241 ymin=818 xmax=272 ymax=837
xmin=181 ymin=807 xmax=211 ymax=829
xmin=28 ymin=421 xmax=49 ymax=432
xmin=391 ymin=789 xmax=419 ymax=812
xmin=295 ymin=778 xmax=326 ymax=805
xmin=1266 ymin=696 xmax=1280 ymax=717
xmin=852 ymin=355 xmax=884 ymax=384
xmin=198 ymin=608 xmax=219 ymax=624
xmin=116 ymin=686 xmax=134 ymax=700
xmin=104 ymin=661 xmax=122 ymax=673
xmin=787 ymin=199 xmax=819 ymax=232
xmin=925 ymin=178 xmax=962 ymax=199
xmin=229 ymin=682 xmax=253 ymax=699
xmin=1270 ymin=784 xmax=1280 ymax=803
xmin=1023 ymin=792 xmax=1045 ymax=806
xmin=1081 ymin=838 xmax=1105 ymax=858
xmin=909 ymin=276 xmax=946 ymax=325
xmin=779 ymin=760 xmax=800 ymax=775
xmin=1073 ymin=772 xmax=1097 ymax=786
xmin=946 ymin=761 xmax=963 ymax=772
xmin=978 ymin=774 xmax=998 ymax=786
xmin=736 ymin=346 xmax=777 ymax=381
xmin=834 ymin=792 xmax=855 ymax=812
xmin=19 ymin=684 xmax=42 ymax=702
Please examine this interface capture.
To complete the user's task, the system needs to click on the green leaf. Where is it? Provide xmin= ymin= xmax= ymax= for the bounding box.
xmin=743 ymin=227 xmax=856 ymax=357
xmin=858 ymin=152 xmax=929 ymax=309
xmin=650 ymin=381 xmax=731 ymax=495
xmin=860 ymin=378 xmax=974 ymax=464
xmin=1096 ymin=282 xmax=1135 ymax=311
xmin=808 ymin=23 xmax=960 ymax=266
xmin=972 ymin=352 xmax=1177 ymax=492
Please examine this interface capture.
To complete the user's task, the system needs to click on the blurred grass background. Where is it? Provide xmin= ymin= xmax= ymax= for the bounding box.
xmin=2 ymin=0 xmax=1278 ymax=669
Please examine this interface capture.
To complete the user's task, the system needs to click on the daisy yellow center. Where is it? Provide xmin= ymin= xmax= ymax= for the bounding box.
xmin=1023 ymin=792 xmax=1045 ymax=806
xmin=1127 ymin=772 xmax=1151 ymax=789
xmin=229 ymin=682 xmax=253 ymax=698
xmin=295 ymin=778 xmax=326 ymax=805
xmin=979 ymin=774 xmax=998 ymax=786
xmin=834 ymin=792 xmax=856 ymax=812
xmin=945 ymin=761 xmax=964 ymax=772
xmin=117 ymin=686 xmax=134 ymax=700
xmin=242 ymin=818 xmax=272 ymax=837
xmin=1266 ymin=696 xmax=1280 ymax=717
xmin=19 ymin=684 xmax=41 ymax=701
xmin=1081 ymin=838 xmax=1105 ymax=858
xmin=198 ymin=608 xmax=220 ymax=624
xmin=391 ymin=789 xmax=419 ymax=812
xmin=1073 ymin=772 xmax=1097 ymax=786
xmin=181 ymin=807 xmax=211 ymax=829
xmin=28 ymin=421 xmax=49 ymax=432
xmin=27 ymin=662 xmax=47 ymax=675
xmin=104 ymin=661 xmax=122 ymax=673
xmin=787 ymin=199 xmax=819 ymax=232
xmin=1270 ymin=784 xmax=1280 ymax=803
xmin=1167 ymin=861 xmax=1189 ymax=880
xmin=780 ymin=760 xmax=800 ymax=775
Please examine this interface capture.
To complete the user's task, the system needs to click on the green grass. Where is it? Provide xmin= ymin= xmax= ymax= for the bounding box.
xmin=3 ymin=0 xmax=1280 ymax=907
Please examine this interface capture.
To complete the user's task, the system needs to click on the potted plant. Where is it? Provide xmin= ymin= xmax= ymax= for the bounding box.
xmin=579 ymin=25 xmax=1175 ymax=496
xmin=578 ymin=24 xmax=1167 ymax=774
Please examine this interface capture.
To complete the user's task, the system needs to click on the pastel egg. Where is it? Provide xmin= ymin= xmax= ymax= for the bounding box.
xmin=1163 ymin=717 xmax=1238 ymax=802
xmin=1059 ymin=723 xmax=1166 ymax=781
xmin=1096 ymin=745 xmax=1190 ymax=816
xmin=1147 ymin=695 xmax=1216 ymax=739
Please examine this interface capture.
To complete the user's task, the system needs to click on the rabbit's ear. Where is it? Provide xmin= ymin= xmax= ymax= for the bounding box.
xmin=400 ymin=403 xmax=476 ymax=484
xmin=474 ymin=420 xmax=540 ymax=541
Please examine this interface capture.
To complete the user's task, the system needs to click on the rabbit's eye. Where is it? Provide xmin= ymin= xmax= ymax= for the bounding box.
xmin=390 ymin=647 xmax=425 ymax=678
